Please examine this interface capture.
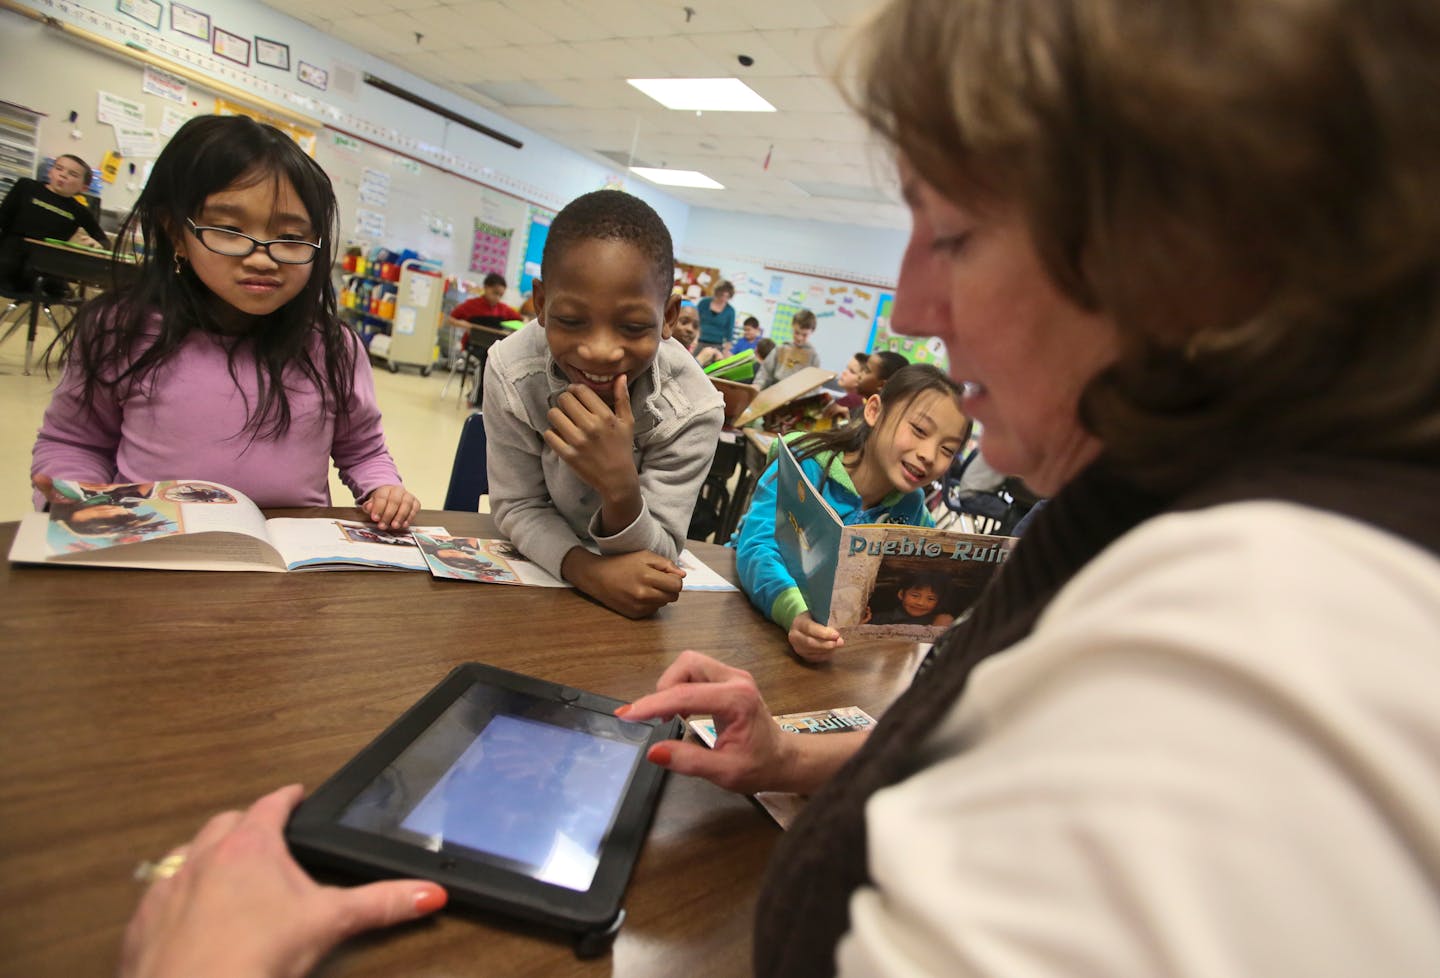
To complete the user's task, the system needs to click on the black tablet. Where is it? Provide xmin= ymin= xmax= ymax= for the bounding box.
xmin=285 ymin=662 xmax=681 ymax=947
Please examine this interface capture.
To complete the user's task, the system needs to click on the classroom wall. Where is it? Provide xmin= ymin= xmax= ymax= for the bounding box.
xmin=682 ymin=206 xmax=910 ymax=374
xmin=2 ymin=0 xmax=912 ymax=328
xmin=0 ymin=1 xmax=690 ymax=245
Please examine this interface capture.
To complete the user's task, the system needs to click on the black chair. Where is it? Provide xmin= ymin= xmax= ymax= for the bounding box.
xmin=444 ymin=412 xmax=489 ymax=512
xmin=0 ymin=278 xmax=80 ymax=374
xmin=939 ymin=451 xmax=1039 ymax=535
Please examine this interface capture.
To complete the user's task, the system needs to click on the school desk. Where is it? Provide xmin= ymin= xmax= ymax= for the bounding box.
xmin=0 ymin=508 xmax=921 ymax=977
xmin=10 ymin=237 xmax=138 ymax=374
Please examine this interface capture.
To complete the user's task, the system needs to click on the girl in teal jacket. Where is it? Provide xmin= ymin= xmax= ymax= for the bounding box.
xmin=734 ymin=364 xmax=970 ymax=661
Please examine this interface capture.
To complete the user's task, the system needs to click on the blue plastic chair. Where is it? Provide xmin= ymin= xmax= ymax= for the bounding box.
xmin=443 ymin=412 xmax=489 ymax=511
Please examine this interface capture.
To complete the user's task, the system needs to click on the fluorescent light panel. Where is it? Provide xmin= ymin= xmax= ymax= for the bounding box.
xmin=629 ymin=167 xmax=725 ymax=189
xmin=626 ymin=78 xmax=776 ymax=112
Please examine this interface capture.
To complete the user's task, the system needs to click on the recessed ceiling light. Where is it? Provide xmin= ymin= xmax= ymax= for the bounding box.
xmin=626 ymin=78 xmax=776 ymax=112
xmin=629 ymin=167 xmax=726 ymax=189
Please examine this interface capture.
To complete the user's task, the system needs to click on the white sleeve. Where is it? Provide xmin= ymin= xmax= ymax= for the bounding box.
xmin=838 ymin=502 xmax=1440 ymax=978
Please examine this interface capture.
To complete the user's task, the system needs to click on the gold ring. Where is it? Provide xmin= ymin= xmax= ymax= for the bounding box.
xmin=133 ymin=852 xmax=186 ymax=883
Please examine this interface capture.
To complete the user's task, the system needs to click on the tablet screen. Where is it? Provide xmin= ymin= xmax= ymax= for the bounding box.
xmin=337 ymin=682 xmax=645 ymax=892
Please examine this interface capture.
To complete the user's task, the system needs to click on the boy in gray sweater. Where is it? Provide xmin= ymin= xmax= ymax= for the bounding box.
xmin=483 ymin=191 xmax=725 ymax=618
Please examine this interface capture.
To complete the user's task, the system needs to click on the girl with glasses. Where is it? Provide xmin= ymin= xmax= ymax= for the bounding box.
xmin=31 ymin=115 xmax=419 ymax=528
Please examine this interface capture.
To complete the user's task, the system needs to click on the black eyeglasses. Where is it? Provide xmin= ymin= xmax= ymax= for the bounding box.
xmin=185 ymin=219 xmax=322 ymax=265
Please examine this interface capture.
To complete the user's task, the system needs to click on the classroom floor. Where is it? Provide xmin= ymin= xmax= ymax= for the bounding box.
xmin=0 ymin=318 xmax=480 ymax=524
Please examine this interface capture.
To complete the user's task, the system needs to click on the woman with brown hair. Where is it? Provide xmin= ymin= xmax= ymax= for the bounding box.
xmin=118 ymin=0 xmax=1440 ymax=974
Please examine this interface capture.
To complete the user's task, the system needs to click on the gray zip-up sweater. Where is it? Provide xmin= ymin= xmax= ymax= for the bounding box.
xmin=482 ymin=321 xmax=725 ymax=579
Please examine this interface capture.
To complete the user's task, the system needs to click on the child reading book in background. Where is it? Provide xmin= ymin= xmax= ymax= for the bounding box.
xmin=733 ymin=364 xmax=970 ymax=660
xmin=732 ymin=316 xmax=762 ymax=356
xmin=755 ymin=308 xmax=821 ymax=388
xmin=483 ymin=190 xmax=725 ymax=619
xmin=29 ymin=115 xmax=419 ymax=529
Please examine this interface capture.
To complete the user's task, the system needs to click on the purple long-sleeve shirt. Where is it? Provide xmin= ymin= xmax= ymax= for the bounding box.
xmin=31 ymin=327 xmax=402 ymax=508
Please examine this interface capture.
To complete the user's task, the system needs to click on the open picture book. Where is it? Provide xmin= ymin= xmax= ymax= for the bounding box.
xmin=412 ymin=532 xmax=737 ymax=591
xmin=773 ymin=438 xmax=1016 ymax=639
xmin=9 ymin=480 xmax=443 ymax=573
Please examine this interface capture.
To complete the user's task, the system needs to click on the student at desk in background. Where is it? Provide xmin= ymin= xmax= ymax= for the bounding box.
xmin=30 ymin=115 xmax=418 ymax=528
xmin=754 ymin=308 xmax=820 ymax=388
xmin=483 ymin=189 xmax=725 ymax=619
xmin=445 ymin=272 xmax=520 ymax=332
xmin=0 ymin=154 xmax=109 ymax=295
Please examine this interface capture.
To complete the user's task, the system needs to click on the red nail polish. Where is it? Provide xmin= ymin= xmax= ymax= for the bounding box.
xmin=414 ymin=887 xmax=448 ymax=914
xmin=648 ymin=743 xmax=672 ymax=765
xmin=614 ymin=704 xmax=631 ymax=717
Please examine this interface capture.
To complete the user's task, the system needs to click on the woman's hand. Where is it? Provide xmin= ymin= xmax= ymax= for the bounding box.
xmin=619 ymin=651 xmax=792 ymax=794
xmin=361 ymin=485 xmax=419 ymax=530
xmin=621 ymin=652 xmax=864 ymax=795
xmin=789 ymin=612 xmax=844 ymax=663
xmin=120 ymin=785 xmax=446 ymax=978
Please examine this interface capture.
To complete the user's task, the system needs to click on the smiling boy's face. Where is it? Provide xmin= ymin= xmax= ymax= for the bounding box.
xmin=899 ymin=583 xmax=940 ymax=618
xmin=534 ymin=238 xmax=677 ymax=404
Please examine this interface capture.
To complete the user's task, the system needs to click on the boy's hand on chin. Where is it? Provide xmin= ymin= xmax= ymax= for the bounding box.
xmin=543 ymin=376 xmax=641 ymax=499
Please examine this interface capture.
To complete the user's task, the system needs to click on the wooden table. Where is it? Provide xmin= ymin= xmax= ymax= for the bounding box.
xmin=0 ymin=510 xmax=921 ymax=976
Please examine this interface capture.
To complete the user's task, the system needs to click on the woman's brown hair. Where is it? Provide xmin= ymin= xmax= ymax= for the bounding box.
xmin=847 ymin=0 xmax=1440 ymax=490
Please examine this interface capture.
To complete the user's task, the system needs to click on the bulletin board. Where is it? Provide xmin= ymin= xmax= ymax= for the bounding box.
xmin=727 ymin=267 xmax=902 ymax=373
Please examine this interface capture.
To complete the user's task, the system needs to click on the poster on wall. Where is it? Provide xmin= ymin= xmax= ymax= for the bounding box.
xmin=255 ymin=38 xmax=291 ymax=71
xmin=212 ymin=28 xmax=251 ymax=67
xmin=674 ymin=261 xmax=721 ymax=300
xmin=298 ymin=61 xmax=329 ymax=91
xmin=519 ymin=209 xmax=553 ymax=297
xmin=118 ymin=0 xmax=162 ymax=30
xmin=867 ymin=292 xmax=950 ymax=371
xmin=470 ymin=221 xmax=514 ymax=278
xmin=170 ymin=3 xmax=210 ymax=41
xmin=142 ymin=67 xmax=187 ymax=104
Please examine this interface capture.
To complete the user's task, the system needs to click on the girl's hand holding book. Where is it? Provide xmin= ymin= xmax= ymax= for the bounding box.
xmin=360 ymin=485 xmax=419 ymax=530
xmin=789 ymin=612 xmax=844 ymax=663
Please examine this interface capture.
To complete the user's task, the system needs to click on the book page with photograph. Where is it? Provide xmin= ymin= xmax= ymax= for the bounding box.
xmin=414 ymin=533 xmax=738 ymax=591
xmin=9 ymin=480 xmax=444 ymax=573
xmin=266 ymin=518 xmax=446 ymax=572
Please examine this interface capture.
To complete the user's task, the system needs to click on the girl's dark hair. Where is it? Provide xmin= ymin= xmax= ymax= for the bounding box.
xmin=790 ymin=362 xmax=966 ymax=471
xmin=870 ymin=350 xmax=909 ymax=381
xmin=57 ymin=114 xmax=351 ymax=439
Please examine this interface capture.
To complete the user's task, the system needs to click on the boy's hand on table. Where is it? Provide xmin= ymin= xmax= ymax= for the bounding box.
xmin=544 ymin=377 xmax=641 ymax=502
xmin=119 ymin=785 xmax=445 ymax=978
xmin=789 ymin=612 xmax=844 ymax=663
xmin=563 ymin=548 xmax=684 ymax=619
xmin=361 ymin=485 xmax=419 ymax=530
